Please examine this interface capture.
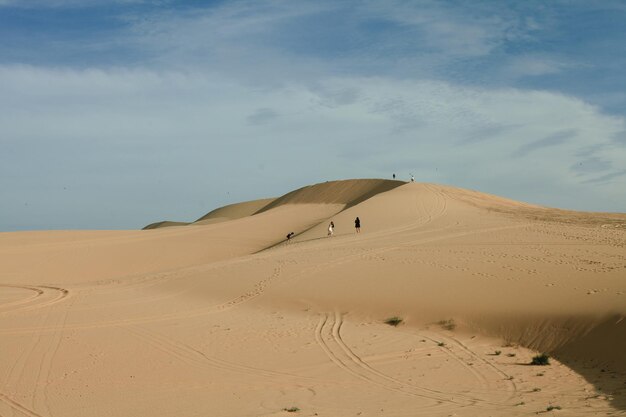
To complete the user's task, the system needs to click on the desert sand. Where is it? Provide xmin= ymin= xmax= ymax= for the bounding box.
xmin=0 ymin=179 xmax=625 ymax=417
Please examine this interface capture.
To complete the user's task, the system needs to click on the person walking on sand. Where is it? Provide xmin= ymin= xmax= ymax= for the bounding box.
xmin=327 ymin=221 xmax=335 ymax=237
xmin=354 ymin=217 xmax=361 ymax=233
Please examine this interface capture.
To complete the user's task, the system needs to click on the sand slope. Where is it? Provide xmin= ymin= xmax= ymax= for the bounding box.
xmin=143 ymin=198 xmax=277 ymax=229
xmin=144 ymin=179 xmax=404 ymax=229
xmin=193 ymin=198 xmax=277 ymax=225
xmin=255 ymin=179 xmax=405 ymax=213
xmin=1 ymin=179 xmax=625 ymax=417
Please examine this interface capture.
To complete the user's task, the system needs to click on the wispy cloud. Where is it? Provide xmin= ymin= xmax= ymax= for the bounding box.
xmin=460 ymin=124 xmax=520 ymax=145
xmin=500 ymin=55 xmax=577 ymax=79
xmin=571 ymin=156 xmax=612 ymax=175
xmin=512 ymin=129 xmax=577 ymax=157
xmin=584 ymin=169 xmax=626 ymax=185
xmin=2 ymin=0 xmax=626 ymax=229
xmin=613 ymin=130 xmax=626 ymax=146
xmin=246 ymin=108 xmax=278 ymax=126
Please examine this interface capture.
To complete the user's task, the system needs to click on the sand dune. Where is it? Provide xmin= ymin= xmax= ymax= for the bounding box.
xmin=193 ymin=198 xmax=277 ymax=225
xmin=255 ymin=179 xmax=405 ymax=213
xmin=144 ymin=179 xmax=403 ymax=229
xmin=1 ymin=179 xmax=625 ymax=416
xmin=143 ymin=198 xmax=277 ymax=229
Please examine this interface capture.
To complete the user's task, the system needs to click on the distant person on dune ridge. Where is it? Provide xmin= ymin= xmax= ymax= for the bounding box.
xmin=354 ymin=217 xmax=360 ymax=233
xmin=327 ymin=221 xmax=335 ymax=236
xmin=410 ymin=174 xmax=414 ymax=182
xmin=286 ymin=232 xmax=294 ymax=241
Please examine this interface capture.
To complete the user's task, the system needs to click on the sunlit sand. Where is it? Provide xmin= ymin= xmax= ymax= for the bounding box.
xmin=1 ymin=179 xmax=624 ymax=416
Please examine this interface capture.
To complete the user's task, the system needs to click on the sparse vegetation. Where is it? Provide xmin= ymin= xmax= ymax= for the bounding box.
xmin=532 ymin=387 xmax=542 ymax=392
xmin=507 ymin=353 xmax=516 ymax=357
xmin=494 ymin=350 xmax=502 ymax=356
xmin=531 ymin=353 xmax=550 ymax=366
xmin=384 ymin=316 xmax=403 ymax=327
xmin=437 ymin=319 xmax=456 ymax=330
xmin=515 ymin=401 xmax=525 ymax=406
xmin=546 ymin=405 xmax=562 ymax=411
xmin=437 ymin=341 xmax=445 ymax=347
xmin=283 ymin=407 xmax=300 ymax=413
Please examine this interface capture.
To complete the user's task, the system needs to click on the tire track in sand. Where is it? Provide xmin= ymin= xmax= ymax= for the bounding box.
xmin=315 ymin=312 xmax=469 ymax=411
xmin=0 ymin=392 xmax=44 ymax=417
xmin=0 ymin=264 xmax=284 ymax=334
xmin=0 ymin=298 xmax=55 ymax=416
xmin=424 ymin=332 xmax=518 ymax=403
xmin=316 ymin=312 xmax=522 ymax=411
xmin=0 ymin=286 xmax=73 ymax=416
xmin=32 ymin=296 xmax=75 ymax=417
xmin=122 ymin=324 xmax=319 ymax=383
xmin=0 ymin=285 xmax=43 ymax=310
xmin=0 ymin=285 xmax=69 ymax=316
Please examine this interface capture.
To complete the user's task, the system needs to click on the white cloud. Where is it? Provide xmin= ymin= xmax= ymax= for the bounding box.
xmin=358 ymin=0 xmax=541 ymax=58
xmin=500 ymin=55 xmax=578 ymax=79
xmin=115 ymin=0 xmax=542 ymax=83
xmin=1 ymin=65 xmax=625 ymax=230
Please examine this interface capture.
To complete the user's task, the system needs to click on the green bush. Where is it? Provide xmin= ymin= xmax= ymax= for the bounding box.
xmin=384 ymin=317 xmax=403 ymax=327
xmin=531 ymin=353 xmax=550 ymax=366
xmin=437 ymin=319 xmax=456 ymax=330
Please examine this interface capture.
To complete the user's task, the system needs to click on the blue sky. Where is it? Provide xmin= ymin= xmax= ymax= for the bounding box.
xmin=1 ymin=0 xmax=625 ymax=231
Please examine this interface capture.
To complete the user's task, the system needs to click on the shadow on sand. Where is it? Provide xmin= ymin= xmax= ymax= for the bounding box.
xmin=560 ymin=357 xmax=626 ymax=411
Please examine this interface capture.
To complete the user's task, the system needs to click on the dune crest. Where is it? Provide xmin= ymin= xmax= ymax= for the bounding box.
xmin=143 ymin=179 xmax=404 ymax=229
xmin=255 ymin=178 xmax=405 ymax=213
xmin=193 ymin=197 xmax=276 ymax=225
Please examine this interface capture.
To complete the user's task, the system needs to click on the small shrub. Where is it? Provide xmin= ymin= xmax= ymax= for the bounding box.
xmin=546 ymin=405 xmax=562 ymax=411
xmin=437 ymin=319 xmax=456 ymax=330
xmin=532 ymin=387 xmax=542 ymax=392
xmin=515 ymin=401 xmax=525 ymax=406
xmin=494 ymin=350 xmax=502 ymax=356
xmin=531 ymin=353 xmax=550 ymax=366
xmin=437 ymin=341 xmax=445 ymax=347
xmin=507 ymin=353 xmax=516 ymax=357
xmin=283 ymin=407 xmax=300 ymax=413
xmin=384 ymin=317 xmax=403 ymax=327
